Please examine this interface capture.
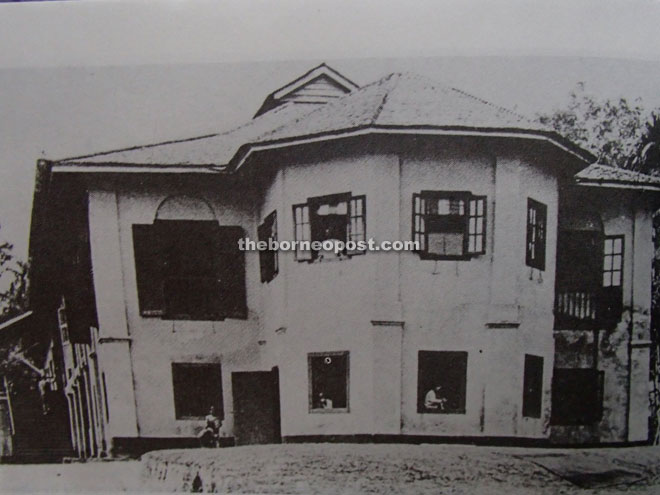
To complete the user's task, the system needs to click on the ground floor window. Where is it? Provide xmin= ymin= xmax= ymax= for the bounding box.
xmin=522 ymin=355 xmax=544 ymax=418
xmin=551 ymin=368 xmax=604 ymax=425
xmin=417 ymin=351 xmax=468 ymax=414
xmin=308 ymin=352 xmax=349 ymax=412
xmin=171 ymin=363 xmax=223 ymax=420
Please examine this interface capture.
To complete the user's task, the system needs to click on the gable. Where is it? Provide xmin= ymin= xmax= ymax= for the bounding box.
xmin=254 ymin=63 xmax=359 ymax=117
xmin=279 ymin=74 xmax=352 ymax=105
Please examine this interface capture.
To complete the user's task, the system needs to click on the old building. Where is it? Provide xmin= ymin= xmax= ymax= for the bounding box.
xmin=27 ymin=64 xmax=659 ymax=457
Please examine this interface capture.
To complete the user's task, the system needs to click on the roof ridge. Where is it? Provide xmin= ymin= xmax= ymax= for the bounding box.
xmin=447 ymin=85 xmax=528 ymax=121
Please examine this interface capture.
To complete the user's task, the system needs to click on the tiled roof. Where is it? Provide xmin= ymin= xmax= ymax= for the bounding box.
xmin=57 ymin=71 xmax=593 ymax=170
xmin=575 ymin=164 xmax=660 ymax=190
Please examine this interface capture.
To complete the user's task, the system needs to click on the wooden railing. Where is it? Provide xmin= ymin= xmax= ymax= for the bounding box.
xmin=554 ymin=290 xmax=598 ymax=328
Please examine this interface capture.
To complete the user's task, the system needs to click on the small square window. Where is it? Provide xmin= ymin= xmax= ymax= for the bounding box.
xmin=522 ymin=354 xmax=543 ymax=418
xmin=171 ymin=363 xmax=223 ymax=420
xmin=258 ymin=211 xmax=278 ymax=283
xmin=417 ymin=351 xmax=468 ymax=414
xmin=308 ymin=352 xmax=349 ymax=412
xmin=413 ymin=192 xmax=486 ymax=260
xmin=526 ymin=198 xmax=547 ymax=270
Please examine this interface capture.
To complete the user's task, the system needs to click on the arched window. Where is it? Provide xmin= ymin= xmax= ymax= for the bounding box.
xmin=132 ymin=196 xmax=246 ymax=320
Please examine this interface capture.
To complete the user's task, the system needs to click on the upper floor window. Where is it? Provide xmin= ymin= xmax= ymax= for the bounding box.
xmin=600 ymin=235 xmax=624 ymax=322
xmin=132 ymin=220 xmax=246 ymax=321
xmin=526 ymin=198 xmax=547 ymax=270
xmin=258 ymin=211 xmax=278 ymax=283
xmin=412 ymin=191 xmax=486 ymax=260
xmin=293 ymin=193 xmax=365 ymax=262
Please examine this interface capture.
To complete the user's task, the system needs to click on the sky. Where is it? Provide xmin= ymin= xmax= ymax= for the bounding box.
xmin=1 ymin=0 xmax=660 ymax=258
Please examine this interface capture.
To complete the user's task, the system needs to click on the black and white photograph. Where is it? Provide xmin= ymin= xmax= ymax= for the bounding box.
xmin=1 ymin=0 xmax=660 ymax=493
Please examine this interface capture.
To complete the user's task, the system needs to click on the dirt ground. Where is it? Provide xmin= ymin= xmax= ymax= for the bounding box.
xmin=1 ymin=444 xmax=659 ymax=493
xmin=141 ymin=443 xmax=660 ymax=494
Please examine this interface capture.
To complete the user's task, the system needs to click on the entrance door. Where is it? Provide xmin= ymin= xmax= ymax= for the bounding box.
xmin=232 ymin=367 xmax=281 ymax=445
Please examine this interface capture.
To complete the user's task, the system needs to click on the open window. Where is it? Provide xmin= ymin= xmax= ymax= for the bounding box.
xmin=526 ymin=198 xmax=547 ymax=270
xmin=522 ymin=354 xmax=543 ymax=418
xmin=412 ymin=191 xmax=486 ymax=260
xmin=132 ymin=221 xmax=246 ymax=320
xmin=258 ymin=211 xmax=278 ymax=283
xmin=417 ymin=351 xmax=468 ymax=414
xmin=551 ymin=368 xmax=604 ymax=425
xmin=171 ymin=363 xmax=224 ymax=420
xmin=308 ymin=352 xmax=349 ymax=412
xmin=293 ymin=193 xmax=365 ymax=261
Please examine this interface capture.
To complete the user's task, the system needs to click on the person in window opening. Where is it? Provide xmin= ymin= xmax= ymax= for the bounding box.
xmin=316 ymin=202 xmax=347 ymax=261
xmin=424 ymin=386 xmax=447 ymax=411
xmin=317 ymin=392 xmax=333 ymax=409
xmin=198 ymin=406 xmax=221 ymax=447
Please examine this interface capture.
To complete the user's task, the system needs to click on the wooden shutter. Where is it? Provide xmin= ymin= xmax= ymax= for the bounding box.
xmin=258 ymin=212 xmax=278 ymax=283
xmin=293 ymin=203 xmax=312 ymax=261
xmin=412 ymin=193 xmax=426 ymax=253
xmin=347 ymin=195 xmax=366 ymax=256
xmin=467 ymin=195 xmax=486 ymax=255
xmin=132 ymin=224 xmax=164 ymax=316
xmin=216 ymin=226 xmax=247 ymax=319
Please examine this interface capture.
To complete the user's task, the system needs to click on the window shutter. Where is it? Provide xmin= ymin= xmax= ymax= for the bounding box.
xmin=467 ymin=196 xmax=486 ymax=255
xmin=347 ymin=195 xmax=366 ymax=256
xmin=216 ymin=226 xmax=247 ymax=319
xmin=412 ymin=193 xmax=426 ymax=252
xmin=132 ymin=224 xmax=164 ymax=316
xmin=293 ymin=203 xmax=312 ymax=261
xmin=258 ymin=212 xmax=278 ymax=283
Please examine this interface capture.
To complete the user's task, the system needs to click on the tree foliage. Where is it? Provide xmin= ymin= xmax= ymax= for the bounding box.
xmin=538 ymin=82 xmax=646 ymax=167
xmin=0 ymin=227 xmax=29 ymax=323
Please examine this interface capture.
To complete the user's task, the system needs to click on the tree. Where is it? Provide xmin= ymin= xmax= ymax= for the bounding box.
xmin=0 ymin=227 xmax=29 ymax=323
xmin=628 ymin=112 xmax=660 ymax=176
xmin=538 ymin=82 xmax=645 ymax=167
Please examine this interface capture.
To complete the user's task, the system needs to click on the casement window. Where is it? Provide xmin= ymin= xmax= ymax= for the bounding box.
xmin=412 ymin=191 xmax=486 ymax=260
xmin=293 ymin=193 xmax=366 ymax=261
xmin=551 ymin=368 xmax=604 ymax=425
xmin=258 ymin=211 xmax=278 ymax=283
xmin=57 ymin=297 xmax=69 ymax=344
xmin=522 ymin=355 xmax=543 ymax=418
xmin=417 ymin=351 xmax=468 ymax=414
xmin=171 ymin=363 xmax=224 ymax=420
xmin=526 ymin=198 xmax=547 ymax=270
xmin=308 ymin=352 xmax=349 ymax=412
xmin=132 ymin=220 xmax=246 ymax=321
xmin=600 ymin=235 xmax=624 ymax=322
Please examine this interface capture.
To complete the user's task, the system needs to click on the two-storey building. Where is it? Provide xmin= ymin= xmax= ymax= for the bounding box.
xmin=27 ymin=64 xmax=659 ymax=457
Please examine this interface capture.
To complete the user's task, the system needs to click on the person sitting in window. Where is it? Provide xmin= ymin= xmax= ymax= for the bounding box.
xmin=424 ymin=386 xmax=447 ymax=411
xmin=315 ymin=201 xmax=348 ymax=261
xmin=198 ymin=406 xmax=221 ymax=447
xmin=317 ymin=392 xmax=334 ymax=409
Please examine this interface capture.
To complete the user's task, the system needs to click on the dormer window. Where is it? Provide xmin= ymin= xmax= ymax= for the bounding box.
xmin=293 ymin=193 xmax=366 ymax=262
xmin=412 ymin=191 xmax=486 ymax=260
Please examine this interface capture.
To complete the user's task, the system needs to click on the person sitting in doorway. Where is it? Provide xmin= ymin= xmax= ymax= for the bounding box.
xmin=424 ymin=386 xmax=447 ymax=411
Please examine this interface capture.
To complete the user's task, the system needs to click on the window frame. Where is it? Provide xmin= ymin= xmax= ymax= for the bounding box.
xmin=258 ymin=211 xmax=279 ymax=283
xmin=171 ymin=362 xmax=224 ymax=421
xmin=551 ymin=368 xmax=604 ymax=426
xmin=526 ymin=198 xmax=547 ymax=271
xmin=132 ymin=221 xmax=247 ymax=321
xmin=412 ymin=191 xmax=487 ymax=261
xmin=307 ymin=351 xmax=350 ymax=414
xmin=417 ymin=350 xmax=468 ymax=415
xmin=603 ymin=235 xmax=624 ymax=289
xmin=293 ymin=192 xmax=366 ymax=262
xmin=522 ymin=354 xmax=544 ymax=419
